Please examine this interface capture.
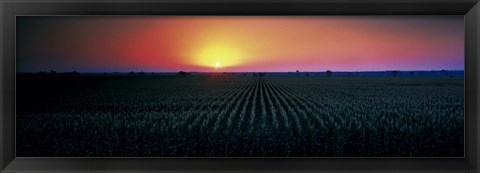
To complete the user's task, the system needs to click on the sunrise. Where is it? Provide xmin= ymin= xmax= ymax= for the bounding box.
xmin=16 ymin=16 xmax=464 ymax=158
xmin=16 ymin=16 xmax=463 ymax=72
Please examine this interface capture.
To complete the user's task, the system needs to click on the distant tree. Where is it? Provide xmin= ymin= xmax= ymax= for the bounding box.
xmin=410 ymin=71 xmax=414 ymax=77
xmin=104 ymin=73 xmax=108 ymax=76
xmin=258 ymin=73 xmax=265 ymax=77
xmin=49 ymin=70 xmax=57 ymax=75
xmin=326 ymin=70 xmax=333 ymax=77
xmin=391 ymin=70 xmax=400 ymax=77
xmin=296 ymin=70 xmax=300 ymax=73
xmin=138 ymin=71 xmax=145 ymax=75
xmin=179 ymin=71 xmax=186 ymax=76
xmin=151 ymin=72 xmax=155 ymax=75
xmin=419 ymin=71 xmax=424 ymax=77
xmin=128 ymin=71 xmax=136 ymax=75
xmin=306 ymin=73 xmax=310 ymax=77
xmin=62 ymin=71 xmax=80 ymax=75
xmin=178 ymin=71 xmax=190 ymax=76
xmin=441 ymin=69 xmax=450 ymax=77
xmin=252 ymin=73 xmax=258 ymax=77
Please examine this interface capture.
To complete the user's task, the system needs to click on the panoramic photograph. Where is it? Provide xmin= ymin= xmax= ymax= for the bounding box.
xmin=16 ymin=16 xmax=464 ymax=157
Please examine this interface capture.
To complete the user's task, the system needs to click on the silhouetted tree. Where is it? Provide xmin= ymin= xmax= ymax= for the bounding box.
xmin=49 ymin=70 xmax=57 ymax=76
xmin=391 ymin=70 xmax=400 ymax=77
xmin=178 ymin=71 xmax=190 ymax=76
xmin=296 ymin=70 xmax=300 ymax=73
xmin=441 ymin=69 xmax=450 ymax=77
xmin=326 ymin=70 xmax=333 ymax=77
xmin=138 ymin=71 xmax=145 ymax=75
xmin=128 ymin=71 xmax=136 ymax=75
xmin=61 ymin=71 xmax=80 ymax=75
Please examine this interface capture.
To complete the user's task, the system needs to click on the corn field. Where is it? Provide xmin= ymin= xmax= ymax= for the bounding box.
xmin=16 ymin=75 xmax=464 ymax=157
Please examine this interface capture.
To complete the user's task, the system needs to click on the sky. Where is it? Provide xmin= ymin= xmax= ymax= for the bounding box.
xmin=16 ymin=16 xmax=464 ymax=73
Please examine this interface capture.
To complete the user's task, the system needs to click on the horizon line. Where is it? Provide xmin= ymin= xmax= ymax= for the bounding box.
xmin=16 ymin=70 xmax=465 ymax=73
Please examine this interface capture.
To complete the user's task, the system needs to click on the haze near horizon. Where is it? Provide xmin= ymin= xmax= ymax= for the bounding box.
xmin=16 ymin=16 xmax=464 ymax=73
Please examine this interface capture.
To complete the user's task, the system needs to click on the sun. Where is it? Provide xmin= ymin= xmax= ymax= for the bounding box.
xmin=192 ymin=43 xmax=245 ymax=69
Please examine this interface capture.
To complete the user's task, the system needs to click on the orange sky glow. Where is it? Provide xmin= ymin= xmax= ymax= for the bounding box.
xmin=16 ymin=16 xmax=464 ymax=72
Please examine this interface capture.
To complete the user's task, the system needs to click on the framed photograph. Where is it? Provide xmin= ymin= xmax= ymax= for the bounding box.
xmin=1 ymin=0 xmax=479 ymax=172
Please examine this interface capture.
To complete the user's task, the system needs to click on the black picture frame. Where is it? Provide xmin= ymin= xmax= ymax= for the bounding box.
xmin=1 ymin=0 xmax=479 ymax=172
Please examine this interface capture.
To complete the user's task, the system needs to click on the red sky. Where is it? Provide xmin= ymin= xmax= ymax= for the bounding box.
xmin=16 ymin=16 xmax=464 ymax=72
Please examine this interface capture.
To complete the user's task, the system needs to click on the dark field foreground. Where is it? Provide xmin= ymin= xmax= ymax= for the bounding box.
xmin=16 ymin=75 xmax=464 ymax=157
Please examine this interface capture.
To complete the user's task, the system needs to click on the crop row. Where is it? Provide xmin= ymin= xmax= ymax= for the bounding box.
xmin=16 ymin=75 xmax=464 ymax=157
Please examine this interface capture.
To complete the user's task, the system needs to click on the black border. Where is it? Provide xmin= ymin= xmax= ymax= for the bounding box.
xmin=1 ymin=0 xmax=479 ymax=172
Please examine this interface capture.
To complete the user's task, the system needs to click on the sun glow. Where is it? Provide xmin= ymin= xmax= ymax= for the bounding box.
xmin=192 ymin=43 xmax=245 ymax=69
